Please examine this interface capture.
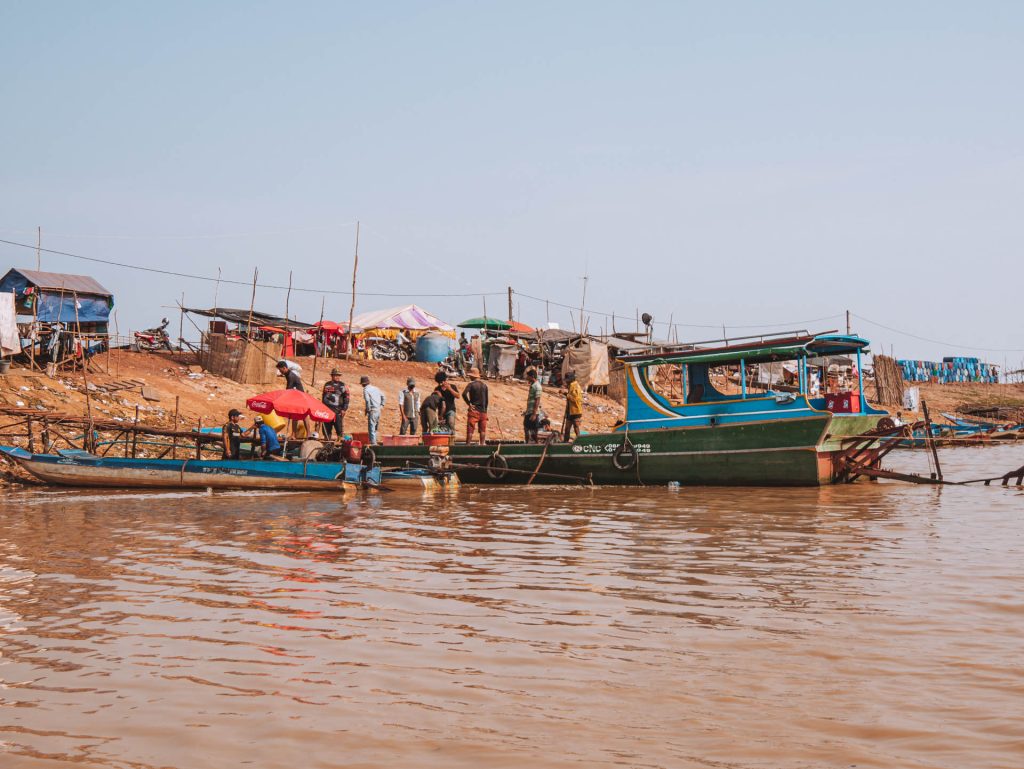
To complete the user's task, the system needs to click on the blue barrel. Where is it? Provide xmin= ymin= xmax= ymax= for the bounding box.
xmin=415 ymin=332 xmax=453 ymax=363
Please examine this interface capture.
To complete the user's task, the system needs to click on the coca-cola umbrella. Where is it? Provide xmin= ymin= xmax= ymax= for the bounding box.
xmin=246 ymin=389 xmax=335 ymax=423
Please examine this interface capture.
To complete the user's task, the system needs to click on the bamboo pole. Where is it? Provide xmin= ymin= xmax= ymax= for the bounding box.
xmin=311 ymin=296 xmax=325 ymax=388
xmin=171 ymin=396 xmax=180 ymax=459
xmin=131 ymin=406 xmax=140 ymax=458
xmin=73 ymin=292 xmax=95 ymax=451
xmin=246 ymin=268 xmax=259 ymax=338
xmin=345 ymin=221 xmax=360 ymax=359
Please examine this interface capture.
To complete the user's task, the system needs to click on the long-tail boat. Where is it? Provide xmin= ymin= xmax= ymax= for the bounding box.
xmin=368 ymin=331 xmax=895 ymax=486
xmin=0 ymin=447 xmax=381 ymax=492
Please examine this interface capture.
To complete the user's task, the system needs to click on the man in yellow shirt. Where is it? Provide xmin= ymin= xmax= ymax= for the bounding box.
xmin=563 ymin=370 xmax=584 ymax=441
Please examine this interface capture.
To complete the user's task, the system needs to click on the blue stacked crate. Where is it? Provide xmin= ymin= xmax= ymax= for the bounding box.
xmin=897 ymin=357 xmax=1000 ymax=383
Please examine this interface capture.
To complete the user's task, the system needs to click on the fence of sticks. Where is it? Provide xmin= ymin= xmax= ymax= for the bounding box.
xmin=0 ymin=406 xmax=226 ymax=460
xmin=872 ymin=355 xmax=905 ymax=407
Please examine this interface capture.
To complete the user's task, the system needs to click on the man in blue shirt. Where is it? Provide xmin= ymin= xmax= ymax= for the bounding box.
xmin=360 ymin=375 xmax=385 ymax=445
xmin=253 ymin=415 xmax=283 ymax=459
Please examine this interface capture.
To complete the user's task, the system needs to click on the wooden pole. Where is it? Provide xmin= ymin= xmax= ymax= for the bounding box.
xmin=178 ymin=292 xmax=185 ymax=356
xmin=311 ymin=296 xmax=325 ymax=388
xmin=171 ymin=396 xmax=180 ymax=459
xmin=578 ymin=274 xmax=588 ymax=340
xmin=285 ymin=269 xmax=292 ymax=334
xmin=213 ymin=267 xmax=221 ymax=312
xmin=346 ymin=221 xmax=360 ymax=359
xmin=921 ymin=399 xmax=943 ymax=482
xmin=846 ymin=309 xmax=851 ymax=335
xmin=196 ymin=418 xmax=203 ymax=459
xmin=73 ymin=292 xmax=95 ymax=450
xmin=246 ymin=267 xmax=258 ymax=338
xmin=131 ymin=405 xmax=140 ymax=458
xmin=113 ymin=309 xmax=120 ymax=378
xmin=36 ymin=226 xmax=41 ymax=271
xmin=507 ymin=286 xmax=513 ymax=322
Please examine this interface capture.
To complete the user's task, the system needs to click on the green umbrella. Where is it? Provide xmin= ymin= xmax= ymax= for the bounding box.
xmin=458 ymin=316 xmax=512 ymax=330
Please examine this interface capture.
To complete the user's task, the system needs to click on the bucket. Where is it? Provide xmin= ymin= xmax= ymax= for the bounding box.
xmin=382 ymin=434 xmax=421 ymax=446
xmin=0 ymin=359 xmax=9 ymax=376
xmin=422 ymin=433 xmax=452 ymax=447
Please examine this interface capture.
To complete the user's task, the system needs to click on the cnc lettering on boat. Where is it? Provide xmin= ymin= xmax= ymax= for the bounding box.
xmin=572 ymin=443 xmax=652 ymax=454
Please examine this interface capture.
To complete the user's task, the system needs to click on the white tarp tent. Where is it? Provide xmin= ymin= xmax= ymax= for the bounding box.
xmin=350 ymin=304 xmax=454 ymax=333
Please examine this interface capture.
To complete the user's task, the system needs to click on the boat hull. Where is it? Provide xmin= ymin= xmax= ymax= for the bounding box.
xmin=372 ymin=416 xmax=845 ymax=486
xmin=1 ymin=448 xmax=374 ymax=491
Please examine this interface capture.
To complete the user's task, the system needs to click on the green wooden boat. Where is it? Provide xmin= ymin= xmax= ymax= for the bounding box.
xmin=370 ymin=331 xmax=892 ymax=486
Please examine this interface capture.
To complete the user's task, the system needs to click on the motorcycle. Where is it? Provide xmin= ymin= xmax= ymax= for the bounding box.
xmin=368 ymin=336 xmax=414 ymax=362
xmin=134 ymin=318 xmax=174 ymax=352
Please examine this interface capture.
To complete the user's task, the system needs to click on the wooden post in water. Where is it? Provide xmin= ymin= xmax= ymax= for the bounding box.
xmin=921 ymin=399 xmax=943 ymax=482
xmin=26 ymin=417 xmax=35 ymax=453
xmin=196 ymin=418 xmax=203 ymax=459
xmin=41 ymin=418 xmax=50 ymax=453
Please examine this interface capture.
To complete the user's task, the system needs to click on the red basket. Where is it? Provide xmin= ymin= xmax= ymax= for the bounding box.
xmin=382 ymin=434 xmax=422 ymax=446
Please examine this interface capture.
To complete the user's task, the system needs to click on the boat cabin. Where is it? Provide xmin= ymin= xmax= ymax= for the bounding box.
xmin=615 ymin=331 xmax=887 ymax=430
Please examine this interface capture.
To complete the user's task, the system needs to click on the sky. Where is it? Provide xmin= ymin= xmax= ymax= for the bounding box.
xmin=1 ymin=1 xmax=1022 ymax=366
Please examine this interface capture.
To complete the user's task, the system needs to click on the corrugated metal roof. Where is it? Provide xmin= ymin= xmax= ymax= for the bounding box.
xmin=13 ymin=269 xmax=112 ymax=296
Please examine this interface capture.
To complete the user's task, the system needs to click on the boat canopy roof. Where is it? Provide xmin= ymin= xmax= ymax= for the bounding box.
xmin=618 ymin=331 xmax=870 ymax=367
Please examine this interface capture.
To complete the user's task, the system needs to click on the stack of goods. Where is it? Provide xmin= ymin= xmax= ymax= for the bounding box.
xmin=897 ymin=357 xmax=1000 ymax=384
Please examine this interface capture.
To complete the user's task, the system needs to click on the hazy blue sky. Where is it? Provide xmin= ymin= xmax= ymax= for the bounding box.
xmin=1 ymin=1 xmax=1022 ymax=363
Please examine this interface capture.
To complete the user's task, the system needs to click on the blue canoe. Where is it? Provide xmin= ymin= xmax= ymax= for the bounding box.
xmin=0 ymin=446 xmax=380 ymax=492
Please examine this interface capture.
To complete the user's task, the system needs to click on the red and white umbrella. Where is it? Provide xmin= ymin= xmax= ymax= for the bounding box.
xmin=246 ymin=390 xmax=335 ymax=423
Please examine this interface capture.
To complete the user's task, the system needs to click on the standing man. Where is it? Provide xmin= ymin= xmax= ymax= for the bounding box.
xmin=252 ymin=415 xmax=283 ymax=459
xmin=562 ymin=370 xmax=584 ymax=441
xmin=524 ymin=368 xmax=542 ymax=443
xmin=360 ymin=375 xmax=385 ymax=445
xmin=222 ymin=408 xmax=246 ymax=460
xmin=276 ymin=360 xmax=305 ymax=391
xmin=462 ymin=367 xmax=489 ymax=445
xmin=398 ymin=378 xmax=420 ymax=435
xmin=321 ymin=368 xmax=350 ymax=440
xmin=434 ymin=371 xmax=459 ymax=432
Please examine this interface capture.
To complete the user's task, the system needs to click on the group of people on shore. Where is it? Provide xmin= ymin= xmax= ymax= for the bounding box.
xmin=221 ymin=358 xmax=586 ymax=459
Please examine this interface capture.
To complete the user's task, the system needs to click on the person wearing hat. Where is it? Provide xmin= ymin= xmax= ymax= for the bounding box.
xmin=321 ymin=368 xmax=350 ymax=440
xmin=252 ymin=414 xmax=283 ymax=459
xmin=275 ymin=360 xmax=305 ymax=392
xmin=562 ymin=370 xmax=584 ymax=441
xmin=222 ymin=408 xmax=246 ymax=460
xmin=461 ymin=367 xmax=489 ymax=444
xmin=360 ymin=375 xmax=385 ymax=444
xmin=397 ymin=377 xmax=420 ymax=435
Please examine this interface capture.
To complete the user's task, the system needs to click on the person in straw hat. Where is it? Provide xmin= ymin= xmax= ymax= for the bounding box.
xmin=461 ymin=367 xmax=489 ymax=445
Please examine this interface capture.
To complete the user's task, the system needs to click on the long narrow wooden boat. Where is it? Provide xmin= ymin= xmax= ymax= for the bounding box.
xmin=0 ymin=446 xmax=380 ymax=491
xmin=370 ymin=331 xmax=895 ymax=486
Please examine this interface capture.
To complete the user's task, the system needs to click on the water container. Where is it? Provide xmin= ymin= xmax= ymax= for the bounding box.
xmin=415 ymin=332 xmax=453 ymax=363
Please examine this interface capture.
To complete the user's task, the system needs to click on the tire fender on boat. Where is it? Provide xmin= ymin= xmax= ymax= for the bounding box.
xmin=612 ymin=440 xmax=638 ymax=471
xmin=362 ymin=447 xmax=376 ymax=467
xmin=486 ymin=451 xmax=509 ymax=480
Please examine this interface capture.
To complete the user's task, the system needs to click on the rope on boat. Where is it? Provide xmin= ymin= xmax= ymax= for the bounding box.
xmin=526 ymin=435 xmax=554 ymax=486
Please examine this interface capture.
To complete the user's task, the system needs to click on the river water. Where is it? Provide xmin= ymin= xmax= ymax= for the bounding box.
xmin=1 ymin=445 xmax=1022 ymax=769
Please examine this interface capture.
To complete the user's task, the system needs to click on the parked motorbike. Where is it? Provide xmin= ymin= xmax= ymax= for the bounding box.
xmin=134 ymin=318 xmax=174 ymax=352
xmin=368 ymin=336 xmax=413 ymax=362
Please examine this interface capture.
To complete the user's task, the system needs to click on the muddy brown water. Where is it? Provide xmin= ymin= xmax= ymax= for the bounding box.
xmin=1 ymin=446 xmax=1022 ymax=769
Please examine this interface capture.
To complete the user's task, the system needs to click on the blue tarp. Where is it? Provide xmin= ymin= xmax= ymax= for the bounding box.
xmin=34 ymin=293 xmax=112 ymax=323
xmin=0 ymin=269 xmax=113 ymax=323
